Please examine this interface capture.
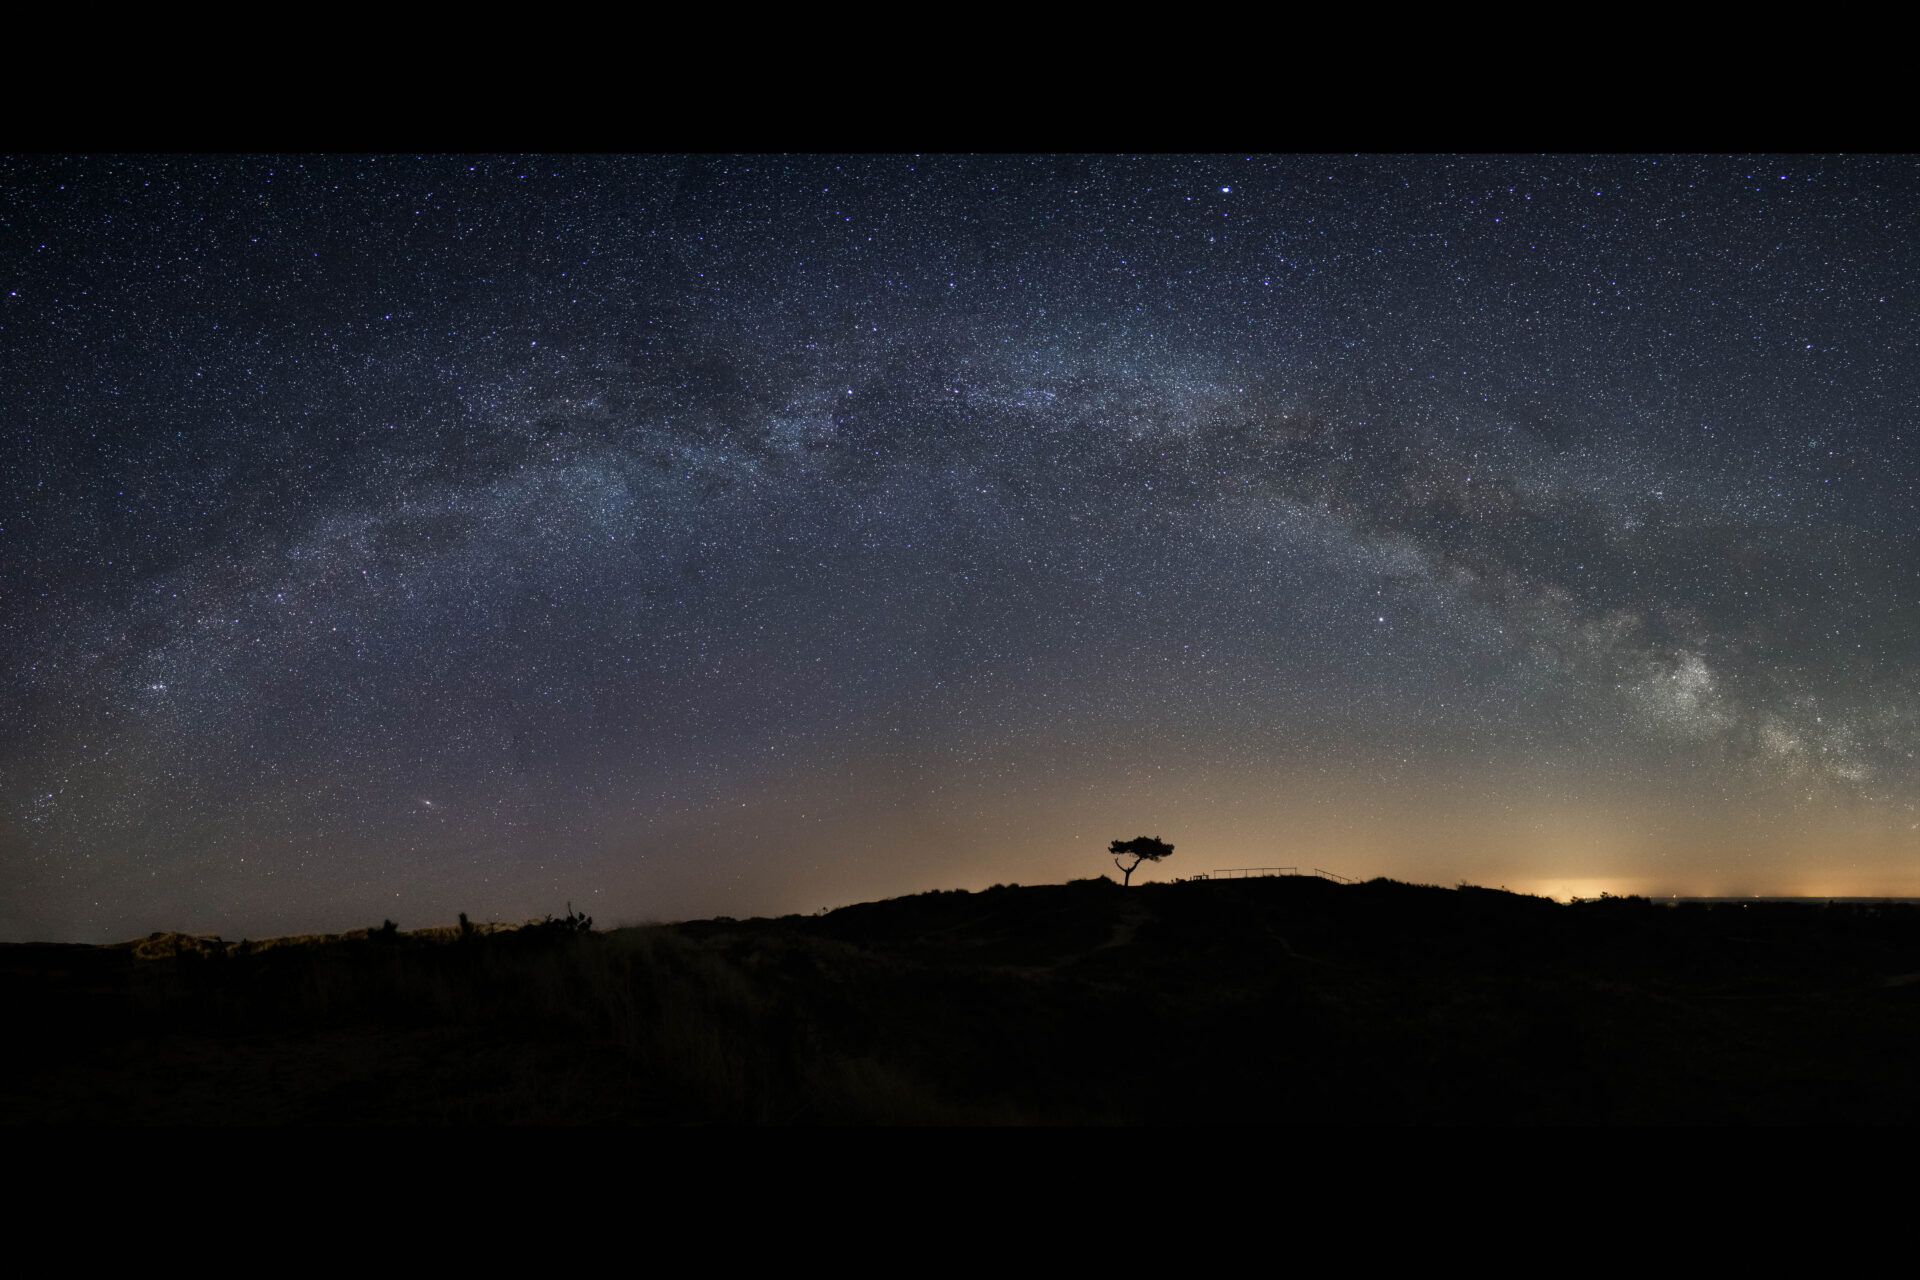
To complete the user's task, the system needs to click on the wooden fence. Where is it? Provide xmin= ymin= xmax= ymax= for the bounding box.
xmin=1186 ymin=866 xmax=1356 ymax=883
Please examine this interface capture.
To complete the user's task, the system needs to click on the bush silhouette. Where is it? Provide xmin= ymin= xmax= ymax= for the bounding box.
xmin=521 ymin=903 xmax=594 ymax=941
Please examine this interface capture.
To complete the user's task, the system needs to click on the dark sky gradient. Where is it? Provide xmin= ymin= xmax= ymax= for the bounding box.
xmin=7 ymin=154 xmax=1920 ymax=941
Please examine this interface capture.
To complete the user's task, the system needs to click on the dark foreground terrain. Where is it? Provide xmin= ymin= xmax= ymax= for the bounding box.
xmin=7 ymin=877 xmax=1920 ymax=1123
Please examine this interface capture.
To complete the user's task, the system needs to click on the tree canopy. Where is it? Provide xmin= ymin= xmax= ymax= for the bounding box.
xmin=1109 ymin=836 xmax=1174 ymax=886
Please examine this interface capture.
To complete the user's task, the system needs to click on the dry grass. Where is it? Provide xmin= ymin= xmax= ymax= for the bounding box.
xmin=17 ymin=879 xmax=1920 ymax=1123
xmin=62 ymin=920 xmax=990 ymax=1123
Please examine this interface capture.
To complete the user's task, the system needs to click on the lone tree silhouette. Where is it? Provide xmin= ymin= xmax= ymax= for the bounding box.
xmin=1109 ymin=835 xmax=1174 ymax=886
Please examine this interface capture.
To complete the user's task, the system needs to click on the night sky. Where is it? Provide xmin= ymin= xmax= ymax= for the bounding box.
xmin=7 ymin=154 xmax=1920 ymax=942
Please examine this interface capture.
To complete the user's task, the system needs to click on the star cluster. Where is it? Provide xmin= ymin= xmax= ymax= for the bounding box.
xmin=6 ymin=155 xmax=1920 ymax=939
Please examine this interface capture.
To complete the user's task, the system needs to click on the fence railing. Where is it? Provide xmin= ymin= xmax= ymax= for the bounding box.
xmin=1205 ymin=866 xmax=1298 ymax=879
xmin=1183 ymin=866 xmax=1357 ymax=884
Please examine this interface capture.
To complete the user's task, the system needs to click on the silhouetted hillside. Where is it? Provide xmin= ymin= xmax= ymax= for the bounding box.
xmin=7 ymin=878 xmax=1920 ymax=1123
